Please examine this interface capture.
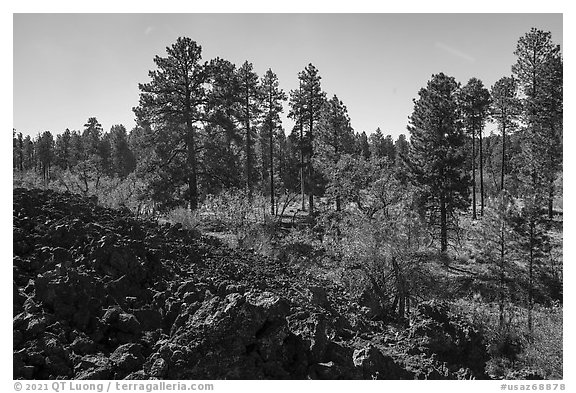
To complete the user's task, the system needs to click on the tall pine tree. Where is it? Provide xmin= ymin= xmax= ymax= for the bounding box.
xmin=36 ymin=131 xmax=54 ymax=184
xmin=237 ymin=61 xmax=262 ymax=196
xmin=490 ymin=76 xmax=521 ymax=192
xmin=109 ymin=124 xmax=136 ymax=178
xmin=260 ymin=69 xmax=287 ymax=214
xmin=512 ymin=28 xmax=562 ymax=219
xmin=316 ymin=95 xmax=356 ymax=211
xmin=54 ymin=128 xmax=72 ymax=170
xmin=407 ymin=73 xmax=469 ymax=253
xmin=134 ymin=37 xmax=207 ymax=210
xmin=459 ymin=77 xmax=491 ymax=218
xmin=288 ymin=64 xmax=326 ymax=216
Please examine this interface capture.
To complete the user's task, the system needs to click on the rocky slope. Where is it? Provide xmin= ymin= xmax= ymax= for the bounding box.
xmin=13 ymin=188 xmax=489 ymax=380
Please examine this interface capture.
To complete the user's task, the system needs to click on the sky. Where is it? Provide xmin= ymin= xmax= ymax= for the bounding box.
xmin=13 ymin=13 xmax=562 ymax=140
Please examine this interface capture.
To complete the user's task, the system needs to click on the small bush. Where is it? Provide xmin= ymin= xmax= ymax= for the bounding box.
xmin=197 ymin=189 xmax=268 ymax=230
xmin=275 ymin=227 xmax=323 ymax=264
xmin=14 ymin=169 xmax=154 ymax=216
xmin=13 ymin=170 xmax=47 ymax=189
xmin=164 ymin=206 xmax=200 ymax=231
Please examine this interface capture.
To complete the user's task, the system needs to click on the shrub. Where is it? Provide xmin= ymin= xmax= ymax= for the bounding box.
xmin=14 ymin=169 xmax=153 ymax=215
xmin=518 ymin=304 xmax=562 ymax=379
xmin=197 ymin=189 xmax=268 ymax=231
xmin=164 ymin=206 xmax=200 ymax=231
xmin=451 ymin=299 xmax=562 ymax=379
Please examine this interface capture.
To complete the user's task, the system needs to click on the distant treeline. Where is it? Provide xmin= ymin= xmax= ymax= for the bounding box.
xmin=13 ymin=27 xmax=561 ymax=230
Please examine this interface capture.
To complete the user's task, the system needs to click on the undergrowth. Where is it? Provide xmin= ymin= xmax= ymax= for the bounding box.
xmin=451 ymin=299 xmax=562 ymax=379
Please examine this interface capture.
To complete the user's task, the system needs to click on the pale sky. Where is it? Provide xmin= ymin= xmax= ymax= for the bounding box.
xmin=13 ymin=14 xmax=562 ymax=139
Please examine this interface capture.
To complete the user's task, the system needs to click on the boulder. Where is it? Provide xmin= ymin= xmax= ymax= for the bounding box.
xmin=149 ymin=357 xmax=168 ymax=378
xmin=407 ymin=301 xmax=489 ymax=378
xmin=287 ymin=311 xmax=329 ymax=362
xmin=353 ymin=345 xmax=412 ymax=379
xmin=110 ymin=343 xmax=145 ymax=373
xmin=307 ymin=286 xmax=330 ymax=309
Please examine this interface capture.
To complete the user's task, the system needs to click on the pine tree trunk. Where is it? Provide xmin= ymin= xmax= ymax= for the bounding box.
xmin=187 ymin=130 xmax=198 ymax=211
xmin=245 ymin=88 xmax=253 ymax=198
xmin=501 ymin=123 xmax=506 ymax=192
xmin=472 ymin=129 xmax=477 ymax=220
xmin=499 ymin=210 xmax=506 ymax=327
xmin=260 ymin=130 xmax=268 ymax=195
xmin=334 ymin=122 xmax=340 ymax=212
xmin=300 ymin=121 xmax=306 ymax=212
xmin=308 ymin=161 xmax=314 ymax=215
xmin=299 ymin=82 xmax=306 ymax=212
xmin=183 ymin=76 xmax=199 ymax=211
xmin=269 ymin=120 xmax=275 ymax=216
xmin=528 ymin=218 xmax=534 ymax=335
xmin=308 ymin=115 xmax=314 ymax=216
xmin=547 ymin=122 xmax=556 ymax=219
xmin=548 ymin=185 xmax=554 ymax=219
xmin=440 ymin=192 xmax=448 ymax=253
xmin=18 ymin=140 xmax=23 ymax=171
xmin=479 ymin=128 xmax=485 ymax=216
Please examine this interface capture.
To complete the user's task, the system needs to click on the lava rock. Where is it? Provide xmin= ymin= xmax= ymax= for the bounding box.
xmin=110 ymin=343 xmax=145 ymax=373
xmin=353 ymin=345 xmax=412 ymax=379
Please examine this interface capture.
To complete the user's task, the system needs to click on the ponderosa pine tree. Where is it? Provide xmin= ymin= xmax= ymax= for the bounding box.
xmin=281 ymin=130 xmax=303 ymax=195
xmin=512 ymin=28 xmax=563 ymax=219
xmin=12 ymin=129 xmax=17 ymax=170
xmin=69 ymin=130 xmax=84 ymax=168
xmin=382 ymin=134 xmax=396 ymax=164
xmin=80 ymin=117 xmax=112 ymax=176
xmin=471 ymin=191 xmax=520 ymax=327
xmin=237 ymin=61 xmax=262 ymax=196
xmin=459 ymin=77 xmax=491 ymax=218
xmin=288 ymin=64 xmax=326 ymax=216
xmin=356 ymin=131 xmax=371 ymax=160
xmin=54 ymin=128 xmax=72 ymax=170
xmin=13 ymin=130 xmax=24 ymax=171
xmin=370 ymin=129 xmax=395 ymax=164
xmin=395 ymin=134 xmax=409 ymax=163
xmin=198 ymin=123 xmax=241 ymax=193
xmin=274 ymin=127 xmax=298 ymax=194
xmin=288 ymin=81 xmax=306 ymax=210
xmin=260 ymin=69 xmax=287 ymax=214
xmin=511 ymin=28 xmax=561 ymax=332
xmin=316 ymin=95 xmax=356 ymax=211
xmin=82 ymin=117 xmax=103 ymax=157
xmin=36 ymin=131 xmax=54 ymax=184
xmin=204 ymin=57 xmax=244 ymax=190
xmin=407 ymin=73 xmax=469 ymax=253
xmin=23 ymin=135 xmax=35 ymax=171
xmin=490 ymin=76 xmax=521 ymax=192
xmin=539 ymin=52 xmax=563 ymax=218
xmin=109 ymin=124 xmax=136 ymax=178
xmin=134 ymin=37 xmax=207 ymax=210
xmin=394 ymin=133 xmax=410 ymax=184
xmin=513 ymin=123 xmax=549 ymax=334
xmin=99 ymin=134 xmax=112 ymax=176
xmin=369 ymin=128 xmax=385 ymax=158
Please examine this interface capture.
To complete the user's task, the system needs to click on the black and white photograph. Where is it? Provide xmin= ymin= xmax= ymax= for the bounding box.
xmin=11 ymin=10 xmax=564 ymax=387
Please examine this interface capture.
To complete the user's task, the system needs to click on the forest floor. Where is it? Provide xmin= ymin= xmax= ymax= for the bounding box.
xmin=13 ymin=188 xmax=562 ymax=380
